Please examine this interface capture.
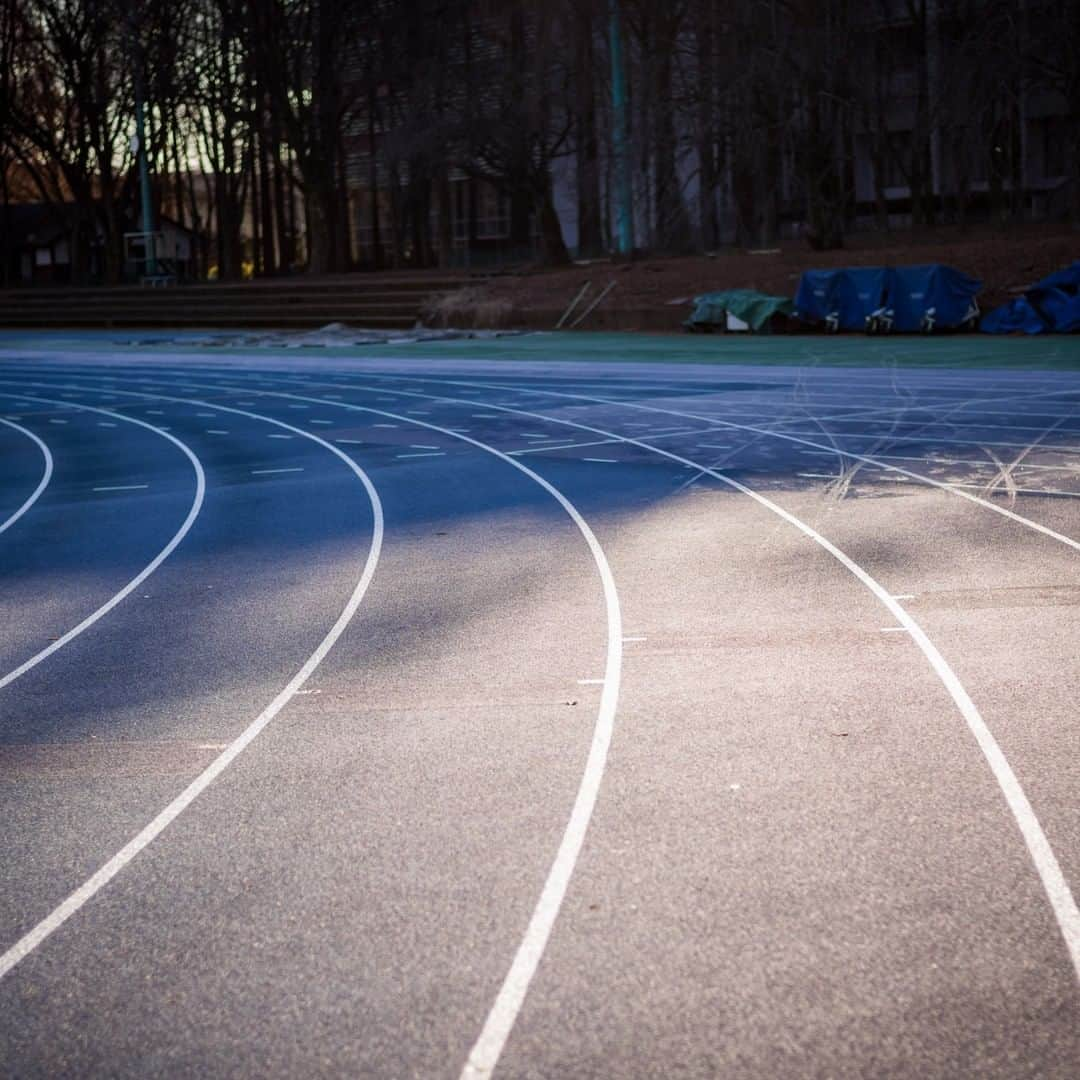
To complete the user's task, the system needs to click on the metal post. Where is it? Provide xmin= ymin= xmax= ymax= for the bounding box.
xmin=609 ymin=0 xmax=633 ymax=257
xmin=131 ymin=11 xmax=157 ymax=277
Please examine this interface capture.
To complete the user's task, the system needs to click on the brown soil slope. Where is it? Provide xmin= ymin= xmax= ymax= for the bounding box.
xmin=424 ymin=223 xmax=1078 ymax=332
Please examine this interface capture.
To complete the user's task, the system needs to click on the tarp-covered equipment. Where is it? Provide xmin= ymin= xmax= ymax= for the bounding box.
xmin=793 ymin=264 xmax=980 ymax=333
xmin=684 ymin=289 xmax=794 ymax=333
xmin=981 ymin=261 xmax=1080 ymax=334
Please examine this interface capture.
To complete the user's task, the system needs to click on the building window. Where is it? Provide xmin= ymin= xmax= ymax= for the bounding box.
xmin=475 ymin=183 xmax=510 ymax=239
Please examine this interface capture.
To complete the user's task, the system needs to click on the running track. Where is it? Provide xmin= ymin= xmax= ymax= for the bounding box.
xmin=1 ymin=340 xmax=1079 ymax=1078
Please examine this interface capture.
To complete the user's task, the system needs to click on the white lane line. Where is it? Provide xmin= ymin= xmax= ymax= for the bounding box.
xmin=267 ymin=434 xmax=293 ymax=440
xmin=51 ymin=373 xmax=623 ymax=1079
xmin=270 ymin=373 xmax=1080 ymax=995
xmin=797 ymin=473 xmax=837 ymax=480
xmin=97 ymin=421 xmax=117 ymax=428
xmin=414 ymin=378 xmax=1080 ymax=553
xmin=0 ymin=418 xmax=53 ymax=537
xmin=0 ymin=393 xmax=205 ymax=696
xmin=582 ymin=457 xmax=618 ymax=463
xmin=48 ymin=418 xmax=68 ymax=424
xmin=206 ymin=429 xmax=229 ymax=435
xmin=309 ymin=419 xmax=334 ymax=425
xmin=251 ymin=467 xmax=304 ymax=475
xmin=336 ymin=438 xmax=363 ymax=445
xmin=373 ymin=423 xmax=399 ymax=428
xmin=93 ymin=484 xmax=149 ymax=492
xmin=410 ymin=444 xmax=441 ymax=450
xmin=195 ymin=412 xmax=216 ymax=418
xmin=892 ymin=594 xmax=916 ymax=600
xmin=396 ymin=451 xmax=445 ymax=459
xmin=0 ymin=388 xmax=384 ymax=983
xmin=880 ymin=627 xmax=909 ymax=633
xmin=508 ymin=438 xmax=619 ymax=457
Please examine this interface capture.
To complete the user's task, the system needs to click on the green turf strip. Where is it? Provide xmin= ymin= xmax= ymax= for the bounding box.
xmin=1 ymin=329 xmax=1079 ymax=371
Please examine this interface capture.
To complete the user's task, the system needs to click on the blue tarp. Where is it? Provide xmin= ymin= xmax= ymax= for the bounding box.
xmin=981 ymin=261 xmax=1080 ymax=334
xmin=794 ymin=264 xmax=981 ymax=333
xmin=887 ymin=264 xmax=982 ymax=332
xmin=793 ymin=268 xmax=890 ymax=332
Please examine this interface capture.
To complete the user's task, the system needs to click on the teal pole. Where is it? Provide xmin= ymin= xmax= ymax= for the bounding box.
xmin=131 ymin=15 xmax=157 ymax=277
xmin=608 ymin=0 xmax=633 ymax=256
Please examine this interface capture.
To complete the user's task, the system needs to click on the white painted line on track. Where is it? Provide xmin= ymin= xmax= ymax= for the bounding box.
xmin=309 ymin=419 xmax=333 ymax=425
xmin=0 ymin=392 xmax=205 ymax=696
xmin=39 ymin=372 xmax=624 ymax=1080
xmin=335 ymin=438 xmax=363 ymax=445
xmin=257 ymin=372 xmax=1080 ymax=998
xmin=96 ymin=421 xmax=117 ymax=428
xmin=420 ymin=378 xmax=1080 ymax=553
xmin=0 ymin=418 xmax=53 ymax=537
xmin=47 ymin=418 xmax=68 ymax=424
xmin=251 ymin=467 xmax=304 ymax=475
xmin=508 ymin=438 xmax=619 ymax=457
xmin=396 ymin=451 xmax=445 ymax=459
xmin=206 ymin=429 xmax=229 ymax=435
xmin=880 ymin=627 xmax=909 ymax=633
xmin=410 ymin=444 xmax=440 ymax=450
xmin=0 ymin=385 xmax=384 ymax=984
xmin=267 ymin=434 xmax=293 ymax=439
xmin=892 ymin=594 xmax=916 ymax=600
xmin=582 ymin=457 xmax=618 ymax=463
xmin=93 ymin=484 xmax=149 ymax=492
xmin=372 ymin=423 xmax=399 ymax=428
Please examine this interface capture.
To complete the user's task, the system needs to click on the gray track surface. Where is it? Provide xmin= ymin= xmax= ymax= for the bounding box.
xmin=1 ymin=340 xmax=1079 ymax=1078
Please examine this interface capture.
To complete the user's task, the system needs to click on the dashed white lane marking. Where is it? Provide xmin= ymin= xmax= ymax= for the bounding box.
xmin=0 ymin=392 xmax=205 ymax=697
xmin=335 ymin=438 xmax=363 ymax=445
xmin=892 ymin=594 xmax=916 ymax=600
xmin=372 ymin=423 xmax=398 ymax=428
xmin=798 ymin=473 xmax=837 ymax=480
xmin=696 ymin=443 xmax=733 ymax=450
xmin=0 ymin=417 xmax=53 ymax=537
xmin=283 ymin=373 xmax=1080 ymax=996
xmin=309 ymin=419 xmax=333 ymax=425
xmin=396 ymin=451 xmax=445 ymax=459
xmin=471 ymin=413 xmax=500 ymax=418
xmin=410 ymin=444 xmax=440 ymax=450
xmin=48 ymin=418 xmax=68 ymax=424
xmin=583 ymin=457 xmax=618 ymax=463
xmin=93 ymin=484 xmax=149 ymax=492
xmin=250 ymin=467 xmax=304 ymax=475
xmin=97 ymin=421 xmax=117 ymax=428
xmin=195 ymin=412 xmax=216 ymax=418
xmin=0 ymin=385 xmax=384 ymax=984
xmin=508 ymin=438 xmax=620 ymax=457
xmin=206 ymin=429 xmax=229 ymax=435
xmin=146 ymin=410 xmax=164 ymax=415
xmin=267 ymin=434 xmax=293 ymax=440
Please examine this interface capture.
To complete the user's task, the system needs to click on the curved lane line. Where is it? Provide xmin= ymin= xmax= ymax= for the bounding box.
xmin=0 ymin=393 xmax=205 ymax=694
xmin=7 ymin=372 xmax=624 ymax=1079
xmin=0 ymin=417 xmax=53 ymax=537
xmin=183 ymin=374 xmax=1080 ymax=1005
xmin=0 ymin=389 xmax=384 ymax=981
xmin=57 ymin=372 xmax=1080 ymax=1063
xmin=323 ymin=371 xmax=1080 ymax=553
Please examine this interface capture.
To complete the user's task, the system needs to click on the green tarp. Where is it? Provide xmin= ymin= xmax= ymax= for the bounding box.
xmin=684 ymin=289 xmax=794 ymax=333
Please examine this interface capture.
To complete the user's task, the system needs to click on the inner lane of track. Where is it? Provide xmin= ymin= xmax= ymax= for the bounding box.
xmin=2 ymin=353 xmax=1079 ymax=1078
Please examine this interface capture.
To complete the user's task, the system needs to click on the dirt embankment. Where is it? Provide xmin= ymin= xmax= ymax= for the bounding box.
xmin=422 ymin=223 xmax=1078 ymax=333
